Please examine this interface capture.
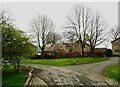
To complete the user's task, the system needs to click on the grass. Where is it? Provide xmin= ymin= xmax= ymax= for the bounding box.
xmin=2 ymin=65 xmax=28 ymax=87
xmin=105 ymin=65 xmax=120 ymax=82
xmin=2 ymin=72 xmax=27 ymax=87
xmin=22 ymin=57 xmax=109 ymax=66
xmin=2 ymin=64 xmax=15 ymax=74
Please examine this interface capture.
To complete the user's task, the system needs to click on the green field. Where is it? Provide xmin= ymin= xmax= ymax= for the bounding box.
xmin=22 ymin=57 xmax=109 ymax=66
xmin=2 ymin=65 xmax=28 ymax=87
xmin=105 ymin=65 xmax=120 ymax=82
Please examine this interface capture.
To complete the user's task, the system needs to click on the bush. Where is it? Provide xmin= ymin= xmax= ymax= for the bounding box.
xmin=43 ymin=55 xmax=56 ymax=59
xmin=65 ymin=52 xmax=81 ymax=58
xmin=31 ymin=55 xmax=42 ymax=59
xmin=105 ymin=49 xmax=112 ymax=57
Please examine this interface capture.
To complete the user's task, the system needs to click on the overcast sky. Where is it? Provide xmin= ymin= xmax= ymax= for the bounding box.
xmin=2 ymin=2 xmax=118 ymax=48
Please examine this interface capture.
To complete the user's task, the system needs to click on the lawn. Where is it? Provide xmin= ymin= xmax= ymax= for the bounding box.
xmin=2 ymin=65 xmax=28 ymax=87
xmin=22 ymin=57 xmax=109 ymax=66
xmin=105 ymin=65 xmax=120 ymax=82
xmin=2 ymin=72 xmax=27 ymax=87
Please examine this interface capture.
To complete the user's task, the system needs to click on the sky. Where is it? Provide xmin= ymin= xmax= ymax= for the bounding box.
xmin=2 ymin=2 xmax=118 ymax=49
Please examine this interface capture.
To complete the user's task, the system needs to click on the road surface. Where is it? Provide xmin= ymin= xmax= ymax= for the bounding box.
xmin=23 ymin=57 xmax=119 ymax=86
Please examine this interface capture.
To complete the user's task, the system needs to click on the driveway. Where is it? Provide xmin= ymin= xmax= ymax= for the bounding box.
xmin=23 ymin=57 xmax=119 ymax=86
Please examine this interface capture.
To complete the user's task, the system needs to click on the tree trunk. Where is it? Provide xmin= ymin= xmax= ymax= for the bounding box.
xmin=14 ymin=63 xmax=19 ymax=72
xmin=81 ymin=46 xmax=85 ymax=57
xmin=90 ymin=47 xmax=95 ymax=57
xmin=16 ymin=63 xmax=20 ymax=72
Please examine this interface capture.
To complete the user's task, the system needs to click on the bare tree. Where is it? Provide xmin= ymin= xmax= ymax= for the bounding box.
xmin=66 ymin=5 xmax=91 ymax=57
xmin=111 ymin=26 xmax=120 ymax=40
xmin=47 ymin=32 xmax=61 ymax=46
xmin=63 ymin=31 xmax=76 ymax=44
xmin=31 ymin=15 xmax=55 ymax=52
xmin=87 ymin=12 xmax=108 ymax=56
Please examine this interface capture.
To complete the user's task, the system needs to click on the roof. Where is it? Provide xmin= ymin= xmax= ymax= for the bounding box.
xmin=63 ymin=43 xmax=71 ymax=47
xmin=44 ymin=43 xmax=69 ymax=52
xmin=36 ymin=46 xmax=42 ymax=53
xmin=94 ymin=48 xmax=107 ymax=52
xmin=44 ymin=46 xmax=52 ymax=51
xmin=111 ymin=37 xmax=120 ymax=43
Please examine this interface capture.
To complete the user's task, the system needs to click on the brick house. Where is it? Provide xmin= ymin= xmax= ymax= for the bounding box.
xmin=111 ymin=37 xmax=120 ymax=56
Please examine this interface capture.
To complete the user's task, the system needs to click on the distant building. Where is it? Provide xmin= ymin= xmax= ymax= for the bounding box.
xmin=44 ymin=43 xmax=69 ymax=53
xmin=94 ymin=48 xmax=107 ymax=57
xmin=45 ymin=41 xmax=90 ymax=54
xmin=72 ymin=41 xmax=90 ymax=53
xmin=94 ymin=48 xmax=107 ymax=53
xmin=36 ymin=46 xmax=42 ymax=55
xmin=111 ymin=37 xmax=120 ymax=56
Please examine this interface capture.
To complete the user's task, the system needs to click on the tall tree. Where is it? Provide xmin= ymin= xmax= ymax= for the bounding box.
xmin=111 ymin=26 xmax=120 ymax=40
xmin=87 ymin=12 xmax=107 ymax=56
xmin=66 ymin=5 xmax=91 ymax=57
xmin=31 ymin=15 xmax=55 ymax=52
xmin=63 ymin=31 xmax=76 ymax=44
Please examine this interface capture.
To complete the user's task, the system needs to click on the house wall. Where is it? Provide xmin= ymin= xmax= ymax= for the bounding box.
xmin=72 ymin=42 xmax=90 ymax=52
xmin=112 ymin=39 xmax=120 ymax=56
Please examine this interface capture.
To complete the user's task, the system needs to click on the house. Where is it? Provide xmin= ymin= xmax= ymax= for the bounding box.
xmin=35 ymin=46 xmax=42 ymax=55
xmin=44 ymin=43 xmax=69 ymax=53
xmin=111 ymin=37 xmax=120 ymax=56
xmin=72 ymin=41 xmax=90 ymax=53
xmin=63 ymin=43 xmax=73 ymax=52
xmin=94 ymin=48 xmax=107 ymax=57
xmin=44 ymin=41 xmax=109 ymax=57
xmin=44 ymin=46 xmax=53 ymax=55
xmin=44 ymin=43 xmax=70 ymax=58
xmin=94 ymin=48 xmax=107 ymax=53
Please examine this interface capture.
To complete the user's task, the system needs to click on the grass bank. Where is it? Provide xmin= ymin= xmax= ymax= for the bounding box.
xmin=2 ymin=65 xmax=29 ymax=87
xmin=22 ymin=57 xmax=109 ymax=66
xmin=104 ymin=65 xmax=120 ymax=82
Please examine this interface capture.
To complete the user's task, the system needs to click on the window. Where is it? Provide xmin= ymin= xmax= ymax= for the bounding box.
xmin=115 ymin=49 xmax=119 ymax=52
xmin=117 ymin=50 xmax=119 ymax=52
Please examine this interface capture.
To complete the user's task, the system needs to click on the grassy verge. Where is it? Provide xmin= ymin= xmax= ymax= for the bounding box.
xmin=2 ymin=65 xmax=29 ymax=87
xmin=2 ymin=72 xmax=27 ymax=87
xmin=104 ymin=65 xmax=120 ymax=82
xmin=22 ymin=57 xmax=109 ymax=66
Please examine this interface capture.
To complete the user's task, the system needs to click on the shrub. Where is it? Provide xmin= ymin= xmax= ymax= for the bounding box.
xmin=105 ymin=49 xmax=112 ymax=57
xmin=65 ymin=52 xmax=81 ymax=58
xmin=31 ymin=55 xmax=42 ymax=59
xmin=43 ymin=55 xmax=56 ymax=59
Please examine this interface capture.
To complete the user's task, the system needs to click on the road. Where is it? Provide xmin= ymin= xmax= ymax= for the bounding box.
xmin=23 ymin=57 xmax=119 ymax=86
xmin=63 ymin=57 xmax=119 ymax=75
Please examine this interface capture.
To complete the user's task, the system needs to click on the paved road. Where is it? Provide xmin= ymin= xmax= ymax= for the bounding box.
xmin=63 ymin=57 xmax=119 ymax=75
xmin=23 ymin=57 xmax=119 ymax=86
